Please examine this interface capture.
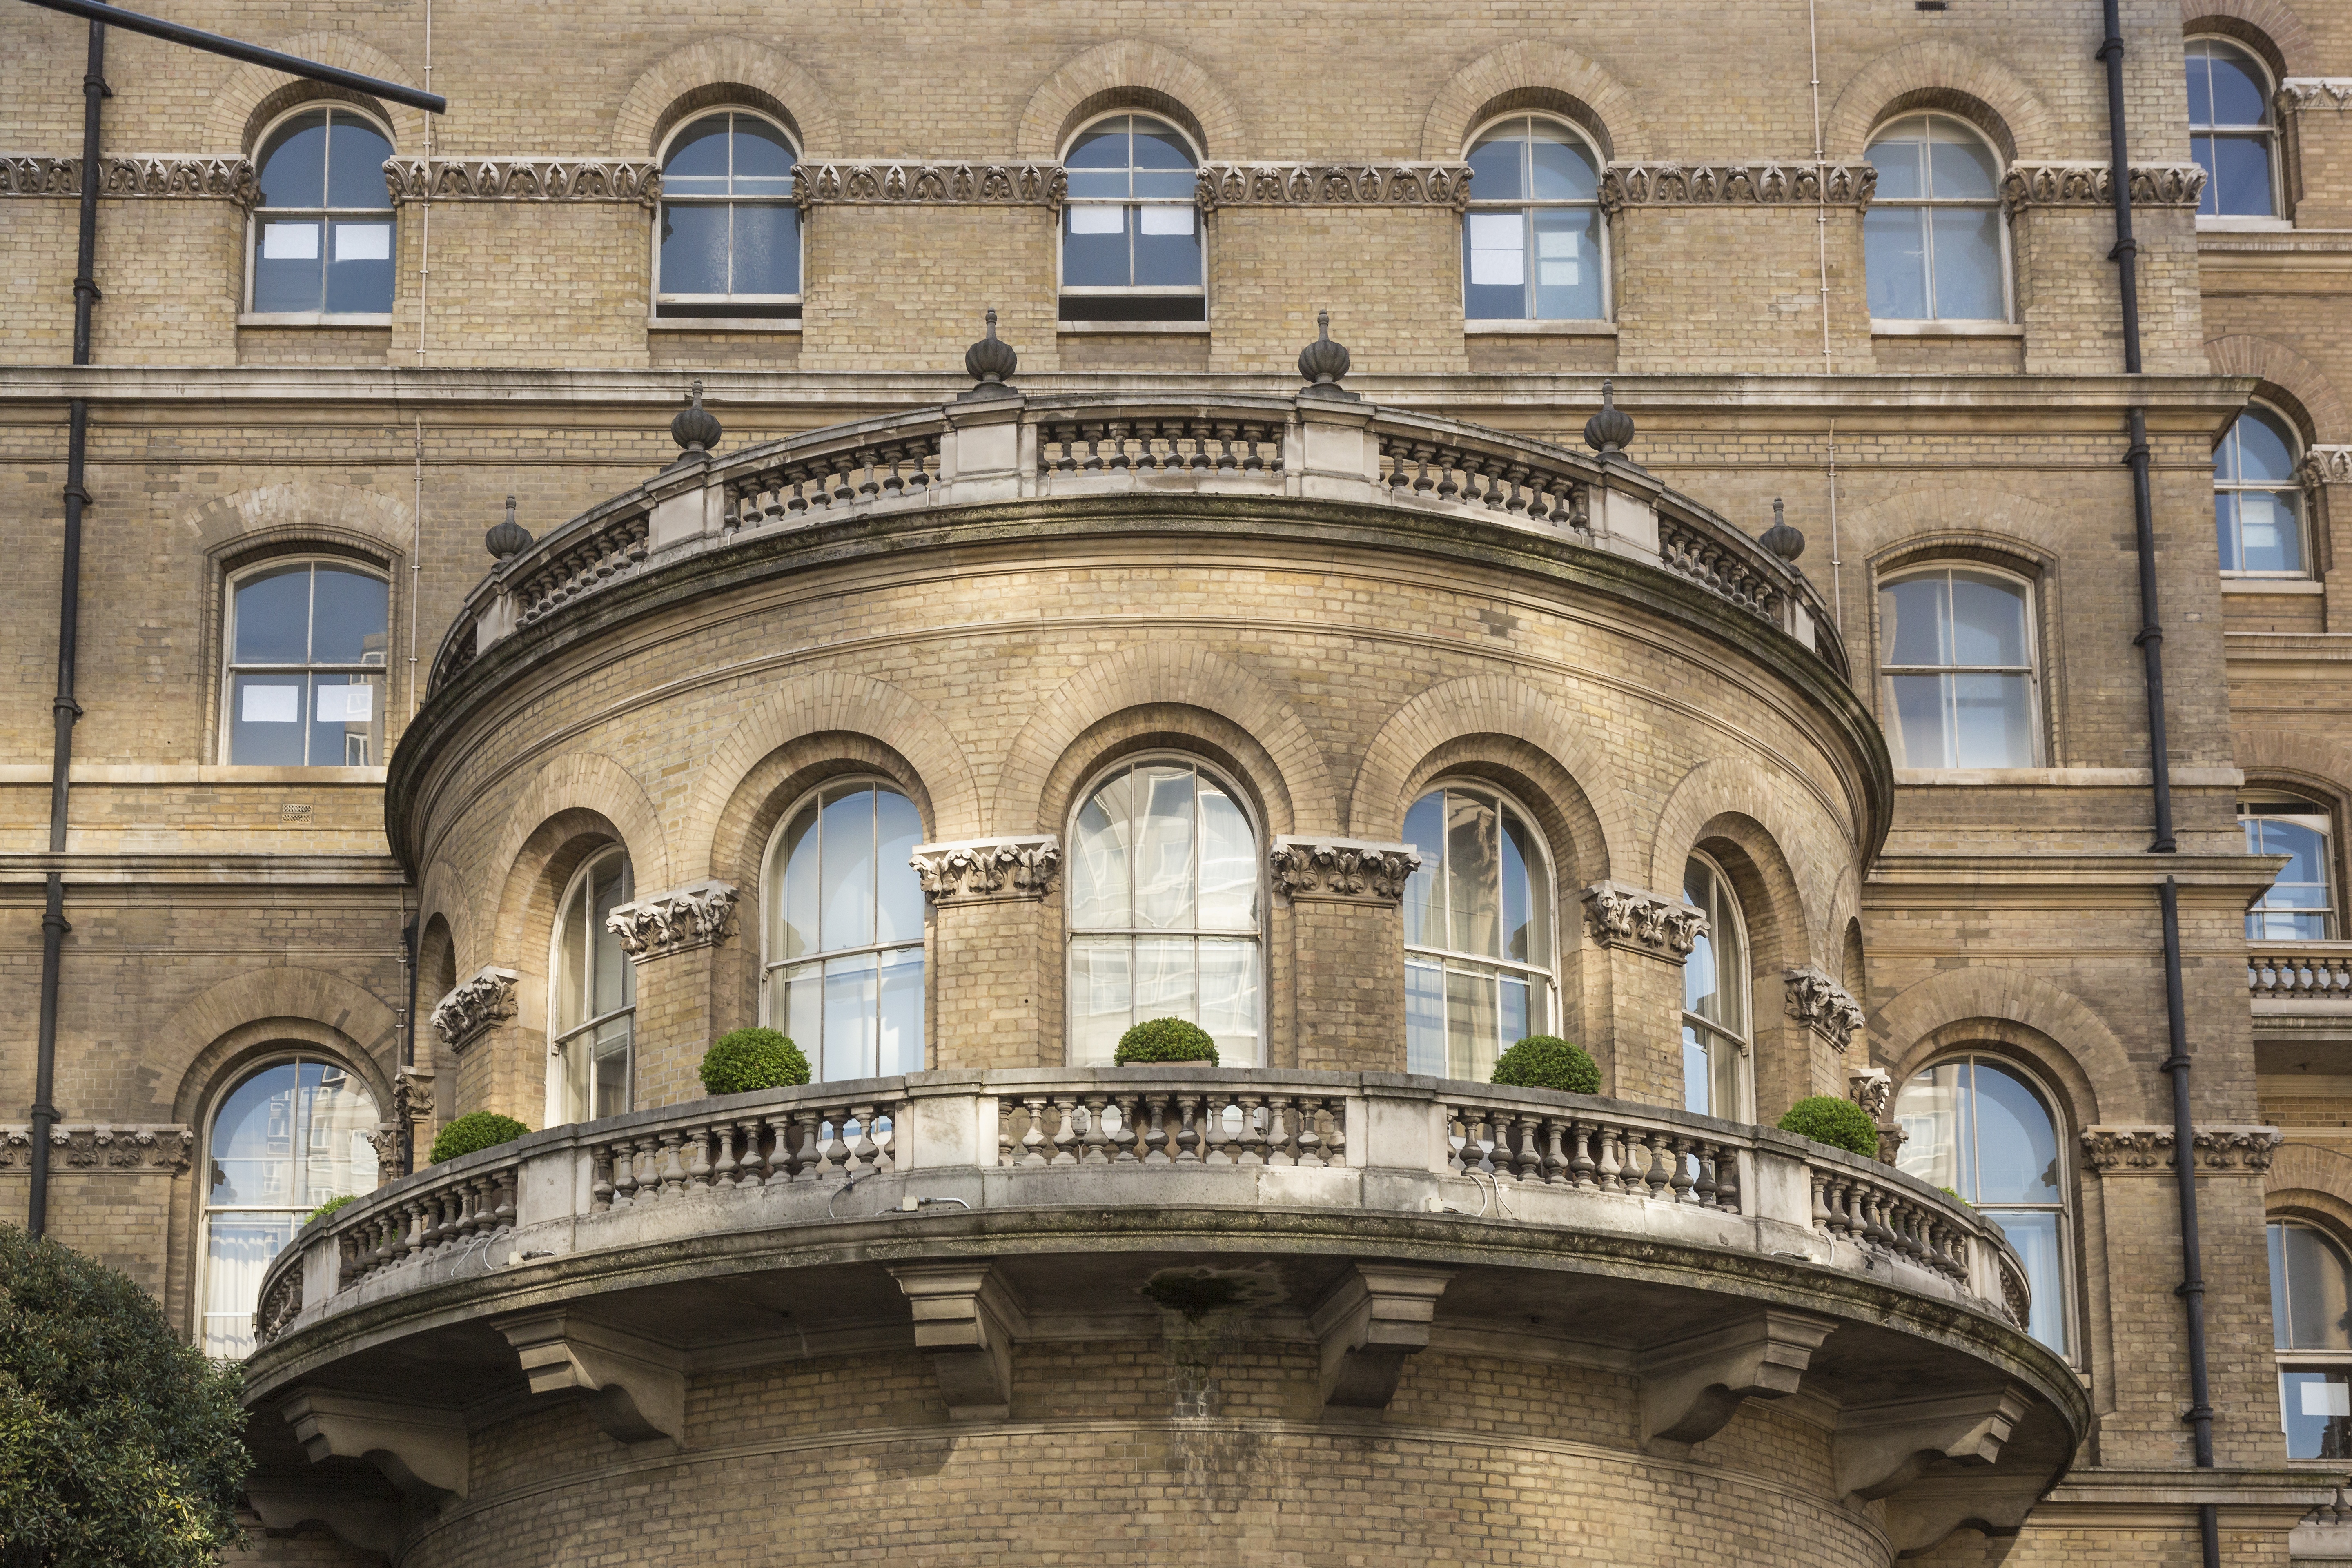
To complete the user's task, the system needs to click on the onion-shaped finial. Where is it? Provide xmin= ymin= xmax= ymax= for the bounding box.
xmin=671 ymin=378 xmax=722 ymax=457
xmin=962 ymin=308 xmax=1019 ymax=399
xmin=1297 ymin=309 xmax=1357 ymax=399
xmin=1760 ymin=497 xmax=1806 ymax=562
xmin=485 ymin=494 xmax=533 ymax=561
xmin=1582 ymin=379 xmax=1636 ymax=458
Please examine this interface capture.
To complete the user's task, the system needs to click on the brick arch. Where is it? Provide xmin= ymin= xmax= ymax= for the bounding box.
xmin=1871 ymin=968 xmax=2135 ymax=1126
xmin=1848 ymin=484 xmax=2078 ymax=567
xmin=187 ymin=481 xmax=415 ymax=559
xmin=203 ymin=32 xmax=429 ymax=152
xmin=994 ymin=641 xmax=1334 ymax=835
xmin=1417 ymin=41 xmax=1651 ymax=161
xmin=1013 ymin=39 xmax=1247 ymax=160
xmin=2205 ymin=335 xmax=2347 ymax=442
xmin=1345 ymin=674 xmax=1629 ymax=882
xmin=1824 ymin=40 xmax=2059 ymax=160
xmin=2268 ymin=1144 xmax=2352 ymax=1237
xmin=159 ymin=968 xmax=403 ymax=1128
xmin=416 ymin=855 xmax=474 ymax=980
xmin=1646 ymin=756 xmax=1850 ymax=962
xmin=611 ymin=37 xmax=841 ymax=156
xmin=2234 ymin=727 xmax=2352 ymax=806
xmin=481 ymin=751 xmax=670 ymax=949
xmin=2183 ymin=0 xmax=2317 ymax=77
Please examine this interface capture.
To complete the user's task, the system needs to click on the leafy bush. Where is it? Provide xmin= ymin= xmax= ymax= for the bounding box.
xmin=428 ymin=1111 xmax=530 ymax=1165
xmin=700 ymin=1027 xmax=811 ymax=1096
xmin=304 ymin=1194 xmax=359 ymax=1227
xmin=1490 ymin=1035 xmax=1601 ymax=1094
xmin=1776 ymin=1096 xmax=1881 ymax=1158
xmin=1114 ymin=1018 xmax=1219 ymax=1066
xmin=0 ymin=1223 xmax=250 ymax=1567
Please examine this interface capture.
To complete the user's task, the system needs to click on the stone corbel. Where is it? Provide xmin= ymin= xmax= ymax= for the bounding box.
xmin=1879 ymin=1471 xmax=2048 ymax=1558
xmin=910 ymin=836 xmax=1061 ymax=902
xmin=1269 ymin=837 xmax=1421 ymax=904
xmin=2301 ymin=446 xmax=2352 ymax=492
xmin=429 ymin=966 xmax=518 ymax=1051
xmin=243 ymin=1480 xmax=401 ymax=1563
xmin=1637 ymin=1309 xmax=1837 ymax=1448
xmin=1834 ymin=1386 xmax=2030 ymax=1501
xmin=1785 ymin=966 xmax=1866 ymax=1051
xmin=1307 ymin=1263 xmax=1456 ymax=1412
xmin=496 ymin=1310 xmax=687 ymax=1448
xmin=279 ymin=1390 xmax=468 ymax=1502
xmin=1579 ymin=880 xmax=1706 ymax=960
xmin=888 ymin=1261 xmax=1029 ymax=1421
xmin=2278 ymin=79 xmax=2352 ymax=116
xmin=2079 ymin=1123 xmax=2284 ymax=1174
xmin=606 ymin=879 xmax=739 ymax=960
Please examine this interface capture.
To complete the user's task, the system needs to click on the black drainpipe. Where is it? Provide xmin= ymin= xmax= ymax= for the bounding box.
xmin=30 ymin=12 xmax=107 ymax=1241
xmin=2100 ymin=4 xmax=2218 ymax=1565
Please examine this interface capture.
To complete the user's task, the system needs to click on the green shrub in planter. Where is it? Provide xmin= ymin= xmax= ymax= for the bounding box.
xmin=428 ymin=1111 xmax=530 ymax=1165
xmin=304 ymin=1193 xmax=359 ymax=1227
xmin=700 ymin=1027 xmax=811 ymax=1096
xmin=1113 ymin=1017 xmax=1219 ymax=1066
xmin=1489 ymin=1035 xmax=1601 ymax=1095
xmin=1776 ymin=1096 xmax=1881 ymax=1158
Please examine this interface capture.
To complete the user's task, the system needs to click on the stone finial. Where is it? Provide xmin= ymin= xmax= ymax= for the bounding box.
xmin=485 ymin=495 xmax=533 ymax=561
xmin=1297 ymin=309 xmax=1358 ymax=400
xmin=1761 ymin=497 xmax=1805 ymax=562
xmin=670 ymin=378 xmax=721 ymax=457
xmin=962 ymin=308 xmax=1019 ymax=400
xmin=1583 ymin=379 xmax=1635 ymax=458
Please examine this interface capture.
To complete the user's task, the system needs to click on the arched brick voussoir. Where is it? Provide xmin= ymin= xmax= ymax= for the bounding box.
xmin=1418 ymin=40 xmax=1653 ymax=160
xmin=479 ymin=751 xmax=671 ymax=941
xmin=1013 ymin=39 xmax=1248 ymax=160
xmin=612 ymin=36 xmax=841 ymax=156
xmin=1647 ymin=757 xmax=1848 ymax=954
xmin=2183 ymin=0 xmax=2317 ymax=76
xmin=994 ymin=641 xmax=1336 ymax=836
xmin=186 ymin=481 xmax=415 ymax=558
xmin=1871 ymin=968 xmax=2134 ymax=1125
xmin=2205 ymin=335 xmax=2348 ymax=441
xmin=686 ymin=671 xmax=982 ymax=866
xmin=204 ymin=32 xmax=430 ymax=151
xmin=2234 ymin=728 xmax=2352 ymax=798
xmin=1843 ymin=483 xmax=2077 ymax=567
xmin=1823 ymin=40 xmax=2059 ymax=160
xmin=2270 ymin=1144 xmax=2352 ymax=1216
xmin=159 ymin=967 xmax=404 ymax=1125
xmin=416 ymin=857 xmax=475 ymax=977
xmin=1345 ymin=674 xmax=1630 ymax=878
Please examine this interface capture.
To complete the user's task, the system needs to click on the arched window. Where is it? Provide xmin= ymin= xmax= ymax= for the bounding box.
xmin=223 ymin=559 xmax=390 ymax=766
xmin=1878 ymin=566 xmax=2040 ymax=769
xmin=763 ymin=782 xmax=926 ymax=1081
xmin=1462 ymin=114 xmax=1606 ymax=322
xmin=1067 ymin=760 xmax=1259 ymax=1064
xmin=1864 ymin=113 xmax=2008 ymax=323
xmin=2271 ymin=1220 xmax=2352 ymax=1458
xmin=1680 ymin=855 xmax=1749 ymax=1120
xmin=2242 ymin=793 xmax=2338 ymax=939
xmin=1895 ymin=1056 xmax=2072 ymax=1355
xmin=1059 ymin=113 xmax=1204 ymax=323
xmin=248 ymin=106 xmax=396 ymax=318
xmin=2187 ymin=38 xmax=2278 ymax=219
xmin=550 ymin=846 xmax=634 ymax=1125
xmin=202 ymin=1056 xmax=379 ymax=1357
xmin=656 ymin=110 xmax=801 ymax=319
xmin=1401 ymin=783 xmax=1557 ymax=1079
xmin=2215 ymin=405 xmax=2307 ymax=576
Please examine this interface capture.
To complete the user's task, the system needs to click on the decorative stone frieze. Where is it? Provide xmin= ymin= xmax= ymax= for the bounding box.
xmin=0 ymin=154 xmax=258 ymax=206
xmin=1578 ymin=880 xmax=1707 ymax=958
xmin=429 ymin=966 xmax=519 ymax=1050
xmin=1786 ymin=967 xmax=1867 ymax=1050
xmin=1194 ymin=163 xmax=1472 ymax=212
xmin=910 ymin=837 xmax=1062 ymax=902
xmin=2301 ymin=446 xmax=2352 ymax=489
xmin=605 ymin=880 xmax=740 ymax=959
xmin=1268 ymin=837 xmax=1421 ymax=903
xmin=1998 ymin=161 xmax=2207 ymax=211
xmin=2278 ymin=79 xmax=2352 ymax=115
xmin=1598 ymin=161 xmax=1877 ymax=212
xmin=0 ymin=1123 xmax=195 ymax=1173
xmin=793 ymin=161 xmax=1065 ymax=209
xmin=2078 ymin=1123 xmax=2284 ymax=1174
xmin=384 ymin=157 xmax=661 ymax=207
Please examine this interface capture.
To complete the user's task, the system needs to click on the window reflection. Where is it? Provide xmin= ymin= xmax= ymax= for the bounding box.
xmin=552 ymin=846 xmax=634 ymax=1123
xmin=2241 ymin=796 xmax=2337 ymax=940
xmin=2271 ymin=1221 xmax=2352 ymax=1458
xmin=1402 ymin=784 xmax=1555 ymax=1080
xmin=225 ymin=561 xmax=389 ymax=766
xmin=1462 ymin=115 xmax=1606 ymax=322
xmin=764 ymin=783 xmax=925 ymax=1081
xmin=1864 ymin=113 xmax=2008 ymax=322
xmin=2214 ymin=407 xmax=2307 ymax=576
xmin=1878 ymin=567 xmax=2038 ymax=769
xmin=1680 ymin=855 xmax=1747 ymax=1119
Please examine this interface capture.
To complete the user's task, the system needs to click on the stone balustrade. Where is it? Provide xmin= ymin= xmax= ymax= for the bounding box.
xmin=2249 ymin=942 xmax=2352 ymax=1002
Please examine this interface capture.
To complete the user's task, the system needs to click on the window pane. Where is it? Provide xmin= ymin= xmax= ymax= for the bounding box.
xmin=2282 ymin=1224 xmax=2352 ymax=1350
xmin=2216 ymin=493 xmax=2241 ymax=572
xmin=820 ymin=787 xmax=877 ymax=952
xmin=1886 ymin=673 xmax=1952 ymax=768
xmin=1683 ymin=1024 xmax=1713 ymax=1116
xmin=1532 ymin=206 xmax=1601 ymax=320
xmin=1406 ymin=959 xmax=1446 ymax=1076
xmin=325 ymin=221 xmax=395 ymax=314
xmin=1927 ymin=125 xmax=1999 ymax=200
xmin=1881 ymin=574 xmax=1949 ymax=668
xmin=1402 ymin=792 xmax=1444 ymax=949
xmin=2253 ymin=816 xmax=2330 ymax=889
xmin=2212 ymin=135 xmax=2273 ymax=217
xmin=257 ymin=111 xmax=329 ymax=208
xmin=776 ymin=800 xmax=820 ymax=960
xmin=1198 ymin=938 xmax=1258 ymax=1064
xmin=204 ymin=1216 xmax=295 ymax=1358
xmin=1465 ymin=209 xmax=1527 ymax=319
xmin=1070 ymin=938 xmax=1132 ymax=1065
xmin=2273 ymin=1223 xmax=2294 ymax=1350
xmin=1134 ymin=935 xmax=1196 ymax=1022
xmin=1131 ymin=118 xmax=1195 ymax=196
xmin=325 ymin=116 xmax=394 ymax=210
xmin=1968 ymin=1061 xmax=2061 ymax=1203
xmin=1895 ymin=1062 xmax=1968 ymax=1192
xmin=874 ymin=790 xmax=924 ymax=947
xmin=209 ymin=1063 xmax=300 ymax=1206
xmin=1467 ymin=128 xmax=1527 ymax=201
xmin=1196 ymin=784 xmax=1256 ymax=931
xmin=234 ymin=566 xmax=312 ymax=664
xmin=1067 ymin=121 xmax=1130 ymax=173
xmin=1682 ymin=859 xmax=1719 ymax=1018
xmin=2236 ymin=491 xmax=2301 ymax=573
xmin=731 ymin=118 xmax=797 ymax=189
xmin=590 ymin=1017 xmax=630 ymax=1119
xmin=823 ymin=954 xmax=879 ymax=1081
xmin=1501 ymin=975 xmax=1530 ymax=1047
xmin=2283 ymin=1370 xmax=2352 ymax=1460
xmin=1063 ymin=205 xmax=1132 ymax=287
xmin=1864 ymin=206 xmax=1931 ymax=320
xmin=1866 ymin=124 xmax=1927 ymax=201
xmin=1447 ymin=790 xmax=1501 ymax=957
xmin=309 ymin=673 xmax=383 ymax=767
xmin=2192 ymin=136 xmax=2222 ymax=217
xmin=2206 ymin=49 xmax=2269 ymax=126
xmin=1529 ymin=124 xmax=1597 ymax=200
xmin=731 ymin=203 xmax=800 ymax=295
xmin=1710 ymin=1029 xmax=1744 ymax=1120
xmin=589 ymin=852 xmax=633 ymax=1018
xmin=253 ymin=223 xmax=325 ymax=313
xmin=301 ymin=1064 xmax=379 ymax=1204
xmin=1134 ymin=767 xmax=1196 ymax=929
xmin=659 ymin=203 xmax=730 ymax=295
xmin=2237 ymin=409 xmax=2299 ymax=481
xmin=1071 ymin=781 xmax=1132 ymax=930
xmin=1995 ymin=1209 xmax=2070 ymax=1354
xmin=229 ymin=675 xmax=308 ymax=765
xmin=1928 ymin=206 xmax=2004 ymax=321
xmin=1950 ymin=673 xmax=2034 ymax=768
xmin=878 ymin=947 xmax=924 ymax=1077
xmin=664 ymin=117 xmax=731 ymax=190
xmin=1446 ymin=967 xmax=1499 ymax=1082
xmin=1948 ymin=572 xmax=2027 ymax=666
xmin=774 ymin=960 xmax=822 ymax=1069
xmin=1501 ymin=806 xmax=1546 ymax=965
xmin=310 ymin=568 xmax=389 ymax=666
xmin=1134 ymin=204 xmax=1201 ymax=286
xmin=557 ymin=874 xmax=587 ymax=1035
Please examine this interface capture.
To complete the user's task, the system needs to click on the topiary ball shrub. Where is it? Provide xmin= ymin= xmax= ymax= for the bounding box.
xmin=1114 ymin=1017 xmax=1219 ymax=1067
xmin=428 ymin=1111 xmax=530 ymax=1165
xmin=1490 ymin=1035 xmax=1601 ymax=1095
xmin=304 ymin=1193 xmax=359 ymax=1227
xmin=1776 ymin=1095 xmax=1881 ymax=1158
xmin=0 ymin=1223 xmax=251 ymax=1567
xmin=699 ymin=1027 xmax=811 ymax=1096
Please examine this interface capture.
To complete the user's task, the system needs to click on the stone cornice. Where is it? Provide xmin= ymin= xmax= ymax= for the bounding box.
xmin=1599 ymin=161 xmax=1876 ymax=212
xmin=0 ymin=1123 xmax=195 ymax=1173
xmin=1578 ymin=881 xmax=1707 ymax=959
xmin=1268 ymin=837 xmax=1420 ymax=903
xmin=2300 ymin=446 xmax=2352 ymax=488
xmin=2079 ymin=1123 xmax=2283 ymax=1174
xmin=606 ymin=880 xmax=739 ymax=959
xmin=792 ymin=162 xmax=1065 ymax=209
xmin=428 ymin=966 xmax=519 ymax=1050
xmin=384 ymin=158 xmax=661 ymax=208
xmin=910 ymin=837 xmax=1062 ymax=902
xmin=1 ymin=154 xmax=257 ymax=207
xmin=2278 ymin=79 xmax=2352 ymax=115
xmin=1999 ymin=161 xmax=2206 ymax=212
xmin=1786 ymin=967 xmax=1866 ymax=1050
xmin=1196 ymin=163 xmax=1472 ymax=212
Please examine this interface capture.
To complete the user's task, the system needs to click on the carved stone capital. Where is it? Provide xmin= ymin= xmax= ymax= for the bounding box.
xmin=1599 ymin=160 xmax=1877 ymax=212
xmin=2079 ymin=1123 xmax=2284 ymax=1174
xmin=1999 ymin=160 xmax=2206 ymax=212
xmin=1637 ymin=1309 xmax=1837 ymax=1448
xmin=429 ymin=966 xmax=518 ymax=1051
xmin=496 ymin=1310 xmax=687 ymax=1448
xmin=2301 ymin=446 xmax=2352 ymax=490
xmin=1195 ymin=163 xmax=1473 ymax=212
xmin=1578 ymin=880 xmax=1707 ymax=960
xmin=887 ymin=1261 xmax=1029 ymax=1421
xmin=0 ymin=1123 xmax=194 ymax=1173
xmin=1269 ymin=837 xmax=1420 ymax=903
xmin=384 ymin=156 xmax=662 ymax=207
xmin=911 ymin=836 xmax=1061 ymax=902
xmin=1308 ymin=1263 xmax=1456 ymax=1412
xmin=2278 ymin=79 xmax=2352 ymax=116
xmin=1835 ymin=1386 xmax=2031 ymax=1502
xmin=1786 ymin=966 xmax=1867 ymax=1050
xmin=793 ymin=161 xmax=1065 ymax=209
xmin=280 ymin=1390 xmax=469 ymax=1502
xmin=392 ymin=1066 xmax=436 ymax=1129
xmin=606 ymin=880 xmax=739 ymax=960
xmin=0 ymin=155 xmax=258 ymax=207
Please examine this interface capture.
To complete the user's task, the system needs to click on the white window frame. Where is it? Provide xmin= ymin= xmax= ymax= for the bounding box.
xmin=2187 ymin=36 xmax=2285 ymax=229
xmin=218 ymin=555 xmax=393 ymax=768
xmin=241 ymin=102 xmax=398 ymax=326
xmin=1459 ymin=111 xmax=1612 ymax=326
xmin=1876 ymin=561 xmax=2046 ymax=770
xmin=2242 ymin=793 xmax=2339 ymax=940
xmin=1864 ymin=111 xmax=2015 ymax=327
xmin=1680 ymin=851 xmax=1753 ymax=1123
xmin=1402 ymin=779 xmax=1562 ymax=1079
xmin=1056 ymin=110 xmax=1208 ymax=325
xmin=2215 ymin=401 xmax=2312 ymax=579
xmin=651 ymin=108 xmax=804 ymax=321
xmin=546 ymin=844 xmax=635 ymax=1127
xmin=2270 ymin=1218 xmax=2352 ymax=1458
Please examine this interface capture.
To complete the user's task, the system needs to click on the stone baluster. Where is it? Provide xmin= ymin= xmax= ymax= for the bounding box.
xmin=710 ymin=1123 xmax=739 ymax=1187
xmin=1294 ymin=1098 xmax=1324 ymax=1168
xmin=1263 ymin=1098 xmax=1296 ymax=1168
xmin=849 ymin=1105 xmax=882 ymax=1175
xmin=686 ymin=1128 xmax=713 ymax=1190
xmin=1079 ymin=1094 xmax=1113 ymax=1164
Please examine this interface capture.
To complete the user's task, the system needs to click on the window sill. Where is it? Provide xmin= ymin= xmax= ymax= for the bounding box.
xmin=2221 ymin=577 xmax=2325 ymax=594
xmin=1463 ymin=320 xmax=1617 ymax=337
xmin=1057 ymin=321 xmax=1211 ymax=335
xmin=646 ymin=318 xmax=802 ymax=333
xmin=1870 ymin=320 xmax=2023 ymax=337
xmin=2197 ymin=216 xmax=2293 ymax=232
xmin=238 ymin=313 xmax=394 ymax=329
